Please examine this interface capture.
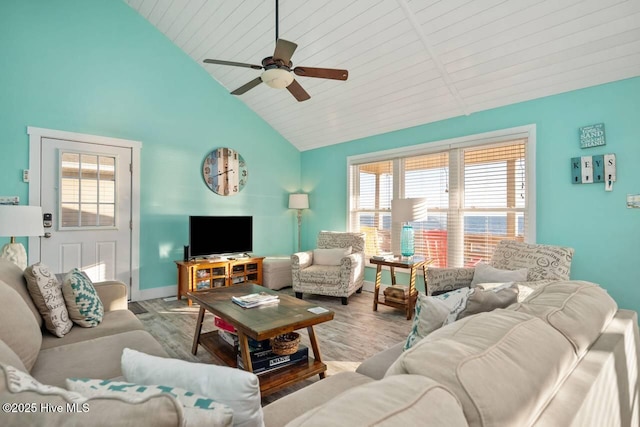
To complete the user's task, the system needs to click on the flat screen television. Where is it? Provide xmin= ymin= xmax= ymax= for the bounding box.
xmin=189 ymin=216 xmax=252 ymax=258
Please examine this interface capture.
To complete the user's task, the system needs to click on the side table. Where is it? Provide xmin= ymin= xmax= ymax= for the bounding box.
xmin=371 ymin=256 xmax=432 ymax=320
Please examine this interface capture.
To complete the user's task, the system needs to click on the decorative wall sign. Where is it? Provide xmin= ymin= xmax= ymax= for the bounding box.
xmin=579 ymin=123 xmax=606 ymax=149
xmin=571 ymin=153 xmax=616 ymax=191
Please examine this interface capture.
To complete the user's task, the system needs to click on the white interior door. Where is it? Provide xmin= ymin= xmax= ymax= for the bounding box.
xmin=39 ymin=138 xmax=133 ymax=289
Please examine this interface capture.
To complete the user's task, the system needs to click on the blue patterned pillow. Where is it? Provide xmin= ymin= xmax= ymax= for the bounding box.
xmin=66 ymin=378 xmax=234 ymax=427
xmin=61 ymin=269 xmax=104 ymax=327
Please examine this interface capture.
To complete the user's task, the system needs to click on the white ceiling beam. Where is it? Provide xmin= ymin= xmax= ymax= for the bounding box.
xmin=395 ymin=0 xmax=470 ymax=116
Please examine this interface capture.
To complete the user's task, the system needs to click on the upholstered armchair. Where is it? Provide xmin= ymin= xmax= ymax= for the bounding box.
xmin=291 ymin=231 xmax=366 ymax=305
xmin=426 ymin=240 xmax=574 ymax=301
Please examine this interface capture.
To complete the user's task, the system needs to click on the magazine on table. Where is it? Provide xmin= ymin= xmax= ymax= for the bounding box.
xmin=232 ymin=292 xmax=279 ymax=308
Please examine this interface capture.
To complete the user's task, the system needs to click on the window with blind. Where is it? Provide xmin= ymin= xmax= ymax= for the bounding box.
xmin=348 ymin=127 xmax=534 ymax=267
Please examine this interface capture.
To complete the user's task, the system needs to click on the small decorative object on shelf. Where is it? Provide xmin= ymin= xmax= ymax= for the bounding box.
xmin=371 ymin=253 xmax=394 ymax=261
xmin=270 ymin=332 xmax=301 ymax=356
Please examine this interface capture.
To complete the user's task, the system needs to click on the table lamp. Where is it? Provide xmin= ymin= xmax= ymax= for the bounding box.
xmin=0 ymin=205 xmax=45 ymax=269
xmin=289 ymin=193 xmax=309 ymax=252
xmin=392 ymin=198 xmax=428 ymax=257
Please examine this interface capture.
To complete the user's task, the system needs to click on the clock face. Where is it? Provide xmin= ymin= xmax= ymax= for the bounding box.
xmin=202 ymin=147 xmax=248 ymax=196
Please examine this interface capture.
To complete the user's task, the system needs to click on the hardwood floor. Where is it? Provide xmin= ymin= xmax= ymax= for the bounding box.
xmin=133 ymin=287 xmax=412 ymax=405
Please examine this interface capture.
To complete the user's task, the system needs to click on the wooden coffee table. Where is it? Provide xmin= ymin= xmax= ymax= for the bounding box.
xmin=188 ymin=284 xmax=335 ymax=396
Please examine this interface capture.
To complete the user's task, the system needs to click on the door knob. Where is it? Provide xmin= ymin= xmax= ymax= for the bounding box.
xmin=44 ymin=232 xmax=52 ymax=238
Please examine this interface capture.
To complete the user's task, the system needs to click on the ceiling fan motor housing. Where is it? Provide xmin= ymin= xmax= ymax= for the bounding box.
xmin=261 ymin=57 xmax=294 ymax=89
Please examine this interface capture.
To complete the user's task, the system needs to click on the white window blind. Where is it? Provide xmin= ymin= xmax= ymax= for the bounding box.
xmin=348 ymin=132 xmax=532 ymax=267
xmin=349 ymin=160 xmax=393 ymax=255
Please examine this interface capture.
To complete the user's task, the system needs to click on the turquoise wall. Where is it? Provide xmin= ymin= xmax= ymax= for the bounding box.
xmin=301 ymin=77 xmax=640 ymax=313
xmin=0 ymin=1 xmax=301 ymax=291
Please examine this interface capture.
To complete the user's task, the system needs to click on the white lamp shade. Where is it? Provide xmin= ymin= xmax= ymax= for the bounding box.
xmin=289 ymin=194 xmax=309 ymax=210
xmin=261 ymin=68 xmax=294 ymax=89
xmin=392 ymin=198 xmax=428 ymax=223
xmin=0 ymin=205 xmax=45 ymax=237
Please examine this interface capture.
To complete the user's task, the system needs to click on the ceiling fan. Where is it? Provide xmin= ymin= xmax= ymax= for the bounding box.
xmin=202 ymin=0 xmax=348 ymax=102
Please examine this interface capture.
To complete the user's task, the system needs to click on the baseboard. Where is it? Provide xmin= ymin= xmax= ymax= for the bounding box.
xmin=362 ymin=280 xmax=375 ymax=293
xmin=130 ymin=285 xmax=177 ymax=302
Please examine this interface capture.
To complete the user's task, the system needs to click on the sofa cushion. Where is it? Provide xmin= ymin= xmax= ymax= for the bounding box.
xmin=285 ymin=374 xmax=468 ymax=427
xmin=386 ymin=309 xmax=577 ymax=427
xmin=0 ymin=281 xmax=42 ymax=371
xmin=263 ymin=372 xmax=374 ymax=427
xmin=61 ymin=268 xmax=104 ymax=327
xmin=40 ymin=309 xmax=144 ymax=350
xmin=0 ymin=259 xmax=43 ymax=327
xmin=0 ymin=340 xmax=27 ymax=372
xmin=30 ymin=330 xmax=167 ymax=388
xmin=24 ymin=263 xmax=73 ymax=337
xmin=470 ymin=262 xmax=527 ymax=286
xmin=67 ymin=378 xmax=233 ymax=427
xmin=509 ymin=280 xmax=617 ymax=356
xmin=355 ymin=342 xmax=404 ymax=381
xmin=0 ymin=363 xmax=183 ymax=427
xmin=122 ymin=348 xmax=262 ymax=427
xmin=298 ymin=265 xmax=341 ymax=285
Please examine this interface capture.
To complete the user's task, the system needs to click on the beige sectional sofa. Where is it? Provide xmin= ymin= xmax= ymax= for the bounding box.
xmin=0 ymin=259 xmax=184 ymax=426
xmin=263 ymin=280 xmax=640 ymax=426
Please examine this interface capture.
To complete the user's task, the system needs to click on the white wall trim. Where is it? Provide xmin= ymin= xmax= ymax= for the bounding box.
xmin=346 ymin=124 xmax=536 ymax=165
xmin=27 ymin=126 xmax=143 ymax=300
xmin=134 ymin=285 xmax=178 ymax=302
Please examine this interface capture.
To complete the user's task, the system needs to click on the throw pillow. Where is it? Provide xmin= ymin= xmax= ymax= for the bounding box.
xmin=313 ymin=247 xmax=352 ymax=266
xmin=66 ymin=378 xmax=233 ymax=427
xmin=121 ymin=348 xmax=263 ymax=427
xmin=457 ymin=283 xmax=518 ymax=320
xmin=404 ymin=285 xmax=519 ymax=351
xmin=404 ymin=288 xmax=473 ymax=351
xmin=0 ymin=364 xmax=184 ymax=426
xmin=4 ymin=364 xmax=86 ymax=403
xmin=61 ymin=268 xmax=104 ymax=327
xmin=24 ymin=263 xmax=73 ymax=337
xmin=470 ymin=262 xmax=528 ymax=287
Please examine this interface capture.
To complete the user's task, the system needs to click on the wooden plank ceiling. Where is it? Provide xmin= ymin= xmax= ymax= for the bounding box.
xmin=125 ymin=0 xmax=640 ymax=151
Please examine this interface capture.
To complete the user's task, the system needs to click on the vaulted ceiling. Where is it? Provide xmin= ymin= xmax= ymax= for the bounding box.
xmin=125 ymin=0 xmax=640 ymax=151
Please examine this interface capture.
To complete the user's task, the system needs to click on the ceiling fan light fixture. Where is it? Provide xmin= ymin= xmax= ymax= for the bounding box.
xmin=261 ymin=68 xmax=294 ymax=89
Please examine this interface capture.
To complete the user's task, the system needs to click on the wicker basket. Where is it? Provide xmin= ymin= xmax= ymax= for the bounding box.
xmin=270 ymin=332 xmax=300 ymax=355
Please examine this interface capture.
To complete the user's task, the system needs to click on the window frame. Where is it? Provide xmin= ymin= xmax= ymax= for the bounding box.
xmin=346 ymin=125 xmax=537 ymax=266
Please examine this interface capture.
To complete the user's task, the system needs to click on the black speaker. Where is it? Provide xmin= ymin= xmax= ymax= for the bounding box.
xmin=183 ymin=245 xmax=189 ymax=261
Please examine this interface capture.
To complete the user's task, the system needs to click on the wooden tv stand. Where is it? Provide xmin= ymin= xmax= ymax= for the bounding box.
xmin=175 ymin=257 xmax=264 ymax=305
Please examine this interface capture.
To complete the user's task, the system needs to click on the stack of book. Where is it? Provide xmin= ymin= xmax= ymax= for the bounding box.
xmin=215 ymin=316 xmax=309 ymax=375
xmin=371 ymin=253 xmax=395 ymax=261
xmin=383 ymin=285 xmax=409 ymax=304
xmin=214 ymin=316 xmax=270 ymax=351
xmin=231 ymin=292 xmax=279 ymax=308
xmin=236 ymin=344 xmax=309 ymax=375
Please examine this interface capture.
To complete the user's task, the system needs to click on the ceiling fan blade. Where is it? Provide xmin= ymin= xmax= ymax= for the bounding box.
xmin=273 ymin=39 xmax=298 ymax=63
xmin=286 ymin=79 xmax=310 ymax=102
xmin=231 ymin=77 xmax=263 ymax=95
xmin=294 ymin=66 xmax=348 ymax=81
xmin=203 ymin=59 xmax=262 ymax=70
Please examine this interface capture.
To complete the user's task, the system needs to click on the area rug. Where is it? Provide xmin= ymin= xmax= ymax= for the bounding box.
xmin=128 ymin=301 xmax=148 ymax=315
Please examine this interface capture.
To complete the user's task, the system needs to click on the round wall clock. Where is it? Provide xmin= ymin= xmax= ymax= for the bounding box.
xmin=202 ymin=147 xmax=248 ymax=196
